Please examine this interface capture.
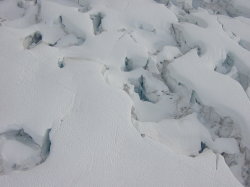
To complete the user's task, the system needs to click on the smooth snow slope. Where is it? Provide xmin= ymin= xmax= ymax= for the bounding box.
xmin=0 ymin=0 xmax=250 ymax=186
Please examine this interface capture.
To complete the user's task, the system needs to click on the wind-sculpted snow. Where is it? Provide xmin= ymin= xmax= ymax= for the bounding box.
xmin=0 ymin=0 xmax=250 ymax=186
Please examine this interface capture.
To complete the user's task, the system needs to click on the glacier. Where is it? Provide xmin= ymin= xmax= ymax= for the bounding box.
xmin=0 ymin=0 xmax=250 ymax=186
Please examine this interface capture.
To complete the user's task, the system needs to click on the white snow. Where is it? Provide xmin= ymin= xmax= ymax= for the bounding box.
xmin=0 ymin=0 xmax=250 ymax=186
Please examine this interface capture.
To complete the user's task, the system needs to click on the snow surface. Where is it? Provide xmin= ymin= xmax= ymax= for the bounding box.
xmin=0 ymin=0 xmax=250 ymax=186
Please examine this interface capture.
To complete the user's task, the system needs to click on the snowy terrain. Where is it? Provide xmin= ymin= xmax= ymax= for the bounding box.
xmin=0 ymin=0 xmax=250 ymax=186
